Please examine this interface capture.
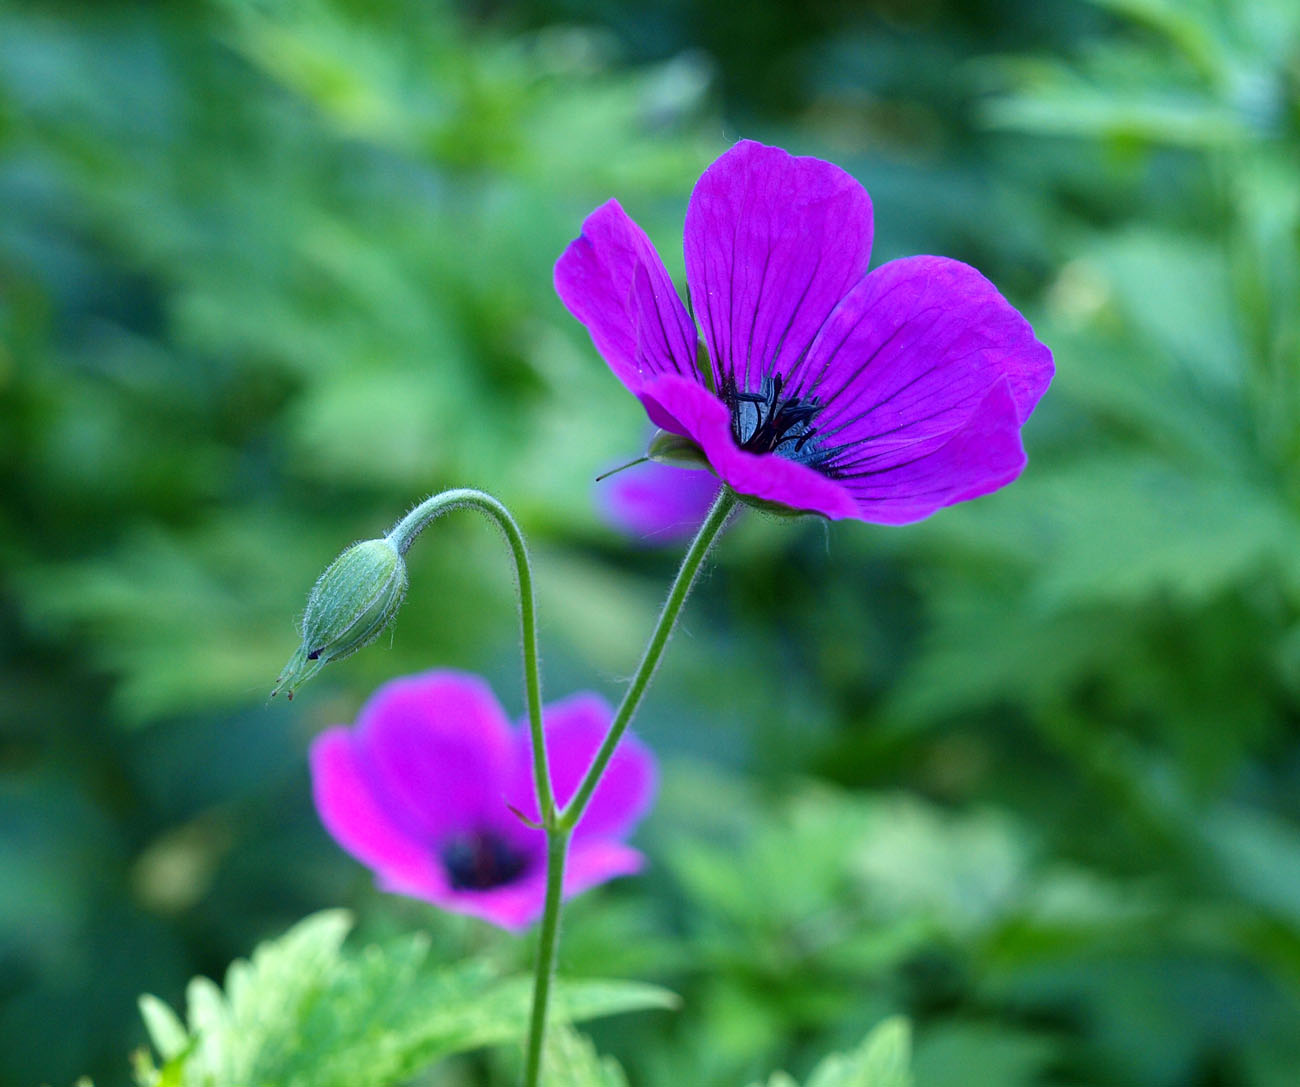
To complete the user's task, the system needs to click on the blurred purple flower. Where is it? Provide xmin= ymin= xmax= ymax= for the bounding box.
xmin=310 ymin=670 xmax=655 ymax=930
xmin=598 ymin=457 xmax=719 ymax=544
xmin=556 ymin=140 xmax=1054 ymax=524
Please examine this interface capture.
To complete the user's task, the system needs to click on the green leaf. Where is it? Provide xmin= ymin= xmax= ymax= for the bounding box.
xmin=748 ymin=1017 xmax=914 ymax=1087
xmin=137 ymin=994 xmax=188 ymax=1061
xmin=807 ymin=1017 xmax=913 ymax=1087
xmin=540 ymin=1025 xmax=631 ymax=1087
xmin=135 ymin=910 xmax=676 ymax=1087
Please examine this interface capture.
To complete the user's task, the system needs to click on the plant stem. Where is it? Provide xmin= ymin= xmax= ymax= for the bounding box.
xmin=520 ymin=486 xmax=737 ymax=1086
xmin=521 ymin=827 xmax=570 ymax=1087
xmin=387 ymin=489 xmax=555 ymax=820
xmin=558 ymin=486 xmax=738 ymax=831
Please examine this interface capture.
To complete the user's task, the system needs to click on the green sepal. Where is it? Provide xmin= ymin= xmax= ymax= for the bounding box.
xmin=732 ymin=491 xmax=829 ymax=519
xmin=647 ymin=430 xmax=713 ymax=472
xmin=272 ymin=538 xmax=408 ymax=698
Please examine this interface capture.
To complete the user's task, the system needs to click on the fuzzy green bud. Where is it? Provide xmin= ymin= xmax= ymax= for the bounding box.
xmin=272 ymin=537 xmax=408 ymax=699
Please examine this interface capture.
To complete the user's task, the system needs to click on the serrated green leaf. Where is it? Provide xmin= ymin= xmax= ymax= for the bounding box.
xmin=137 ymin=910 xmax=676 ymax=1087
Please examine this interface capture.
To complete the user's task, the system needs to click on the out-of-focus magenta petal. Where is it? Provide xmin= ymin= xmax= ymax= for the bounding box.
xmin=684 ymin=140 xmax=873 ymax=391
xmin=797 ymin=256 xmax=1054 ymax=470
xmin=507 ymin=693 xmax=657 ymax=842
xmin=837 ymin=379 xmax=1028 ymax=524
xmin=599 ymin=459 xmax=719 ymax=543
xmin=310 ymin=728 xmax=450 ymax=895
xmin=378 ymin=867 xmax=546 ymax=931
xmin=554 ymin=199 xmax=696 ymax=392
xmin=310 ymin=671 xmax=657 ymax=931
xmin=636 ymin=376 xmax=860 ymax=519
xmin=376 ymin=840 xmax=644 ymax=931
xmin=563 ymin=840 xmax=645 ymax=896
xmin=353 ymin=671 xmax=513 ymax=841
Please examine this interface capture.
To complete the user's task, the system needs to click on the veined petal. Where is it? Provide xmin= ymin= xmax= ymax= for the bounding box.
xmin=800 ymin=256 xmax=1054 ymax=466
xmin=684 ymin=140 xmax=873 ymax=393
xmin=836 ymin=379 xmax=1029 ymax=524
xmin=635 ymin=376 xmax=860 ymax=519
xmin=353 ymin=671 xmax=514 ymax=842
xmin=555 ymin=199 xmax=696 ymax=392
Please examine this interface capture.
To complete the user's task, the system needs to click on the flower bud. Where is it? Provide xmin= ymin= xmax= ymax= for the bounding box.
xmin=272 ymin=538 xmax=408 ymax=699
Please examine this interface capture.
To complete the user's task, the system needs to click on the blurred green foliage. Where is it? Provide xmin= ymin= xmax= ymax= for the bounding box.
xmin=2 ymin=0 xmax=1300 ymax=1085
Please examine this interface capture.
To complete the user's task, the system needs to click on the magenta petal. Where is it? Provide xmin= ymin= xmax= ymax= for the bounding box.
xmin=838 ymin=379 xmax=1029 ymax=524
xmin=354 ymin=671 xmax=514 ymax=842
xmin=684 ymin=140 xmax=873 ymax=391
xmin=509 ymin=693 xmax=657 ymax=841
xmin=384 ymin=866 xmax=548 ymax=931
xmin=599 ymin=458 xmax=720 ymax=543
xmin=555 ymin=199 xmax=696 ymax=392
xmin=563 ymin=840 xmax=645 ymax=895
xmin=635 ymin=376 xmax=860 ymax=519
xmin=379 ymin=841 xmax=644 ymax=931
xmin=310 ymin=728 xmax=449 ymax=895
xmin=799 ymin=256 xmax=1054 ymax=467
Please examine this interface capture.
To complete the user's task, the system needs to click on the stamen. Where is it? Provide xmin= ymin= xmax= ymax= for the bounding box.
xmin=720 ymin=373 xmax=834 ymax=472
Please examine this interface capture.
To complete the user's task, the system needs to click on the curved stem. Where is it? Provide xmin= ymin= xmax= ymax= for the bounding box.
xmin=521 ymin=828 xmax=570 ymax=1087
xmin=558 ymin=486 xmax=738 ymax=830
xmin=387 ymin=489 xmax=555 ymax=822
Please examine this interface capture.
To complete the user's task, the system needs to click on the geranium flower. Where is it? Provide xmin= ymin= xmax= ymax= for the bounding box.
xmin=310 ymin=670 xmax=655 ymax=930
xmin=598 ymin=456 xmax=719 ymax=543
xmin=555 ymin=140 xmax=1054 ymax=524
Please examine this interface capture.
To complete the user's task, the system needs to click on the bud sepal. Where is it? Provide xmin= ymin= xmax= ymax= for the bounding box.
xmin=272 ymin=537 xmax=408 ymax=699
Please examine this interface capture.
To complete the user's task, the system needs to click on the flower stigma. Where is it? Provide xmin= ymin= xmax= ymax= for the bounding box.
xmin=722 ymin=372 xmax=828 ymax=469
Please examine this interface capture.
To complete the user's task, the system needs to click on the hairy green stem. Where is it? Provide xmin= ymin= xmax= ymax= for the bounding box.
xmin=520 ymin=486 xmax=738 ymax=1086
xmin=387 ymin=489 xmax=555 ymax=823
xmin=521 ymin=827 xmax=570 ymax=1086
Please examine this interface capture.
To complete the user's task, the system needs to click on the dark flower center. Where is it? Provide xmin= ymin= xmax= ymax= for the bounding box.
xmin=440 ymin=830 xmax=529 ymax=891
xmin=722 ymin=373 xmax=828 ymax=468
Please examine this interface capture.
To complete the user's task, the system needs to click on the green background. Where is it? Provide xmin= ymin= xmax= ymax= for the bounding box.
xmin=3 ymin=0 xmax=1300 ymax=1084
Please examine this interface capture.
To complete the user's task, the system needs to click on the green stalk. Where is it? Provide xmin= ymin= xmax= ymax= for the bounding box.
xmin=387 ymin=489 xmax=555 ymax=824
xmin=519 ymin=485 xmax=739 ymax=1086
xmin=391 ymin=486 xmax=739 ymax=1086
xmin=520 ymin=827 xmax=570 ymax=1087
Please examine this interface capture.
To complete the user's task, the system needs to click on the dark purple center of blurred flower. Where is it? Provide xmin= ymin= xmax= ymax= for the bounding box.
xmin=441 ymin=831 xmax=529 ymax=891
xmin=722 ymin=373 xmax=830 ymax=470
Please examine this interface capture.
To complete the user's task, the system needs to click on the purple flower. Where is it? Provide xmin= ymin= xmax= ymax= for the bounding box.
xmin=310 ymin=670 xmax=655 ymax=930
xmin=555 ymin=140 xmax=1054 ymax=524
xmin=598 ymin=456 xmax=720 ymax=544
